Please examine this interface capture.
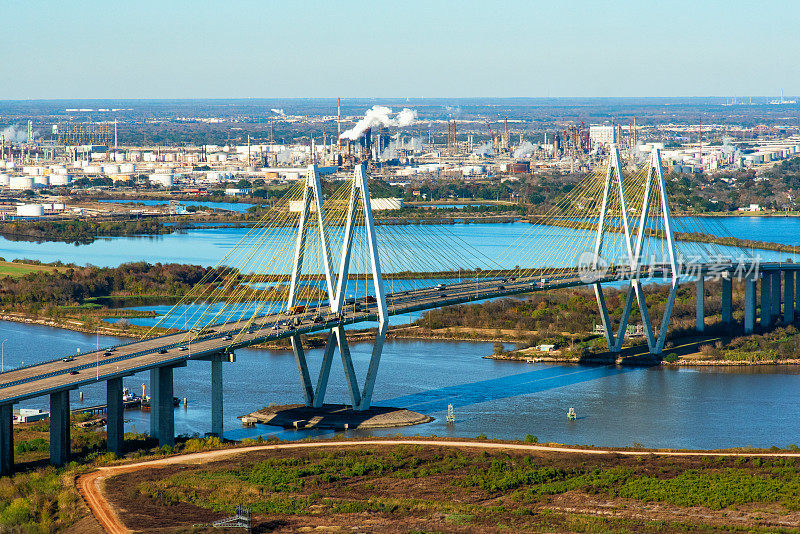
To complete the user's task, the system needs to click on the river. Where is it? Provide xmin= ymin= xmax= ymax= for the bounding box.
xmin=3 ymin=215 xmax=800 ymax=449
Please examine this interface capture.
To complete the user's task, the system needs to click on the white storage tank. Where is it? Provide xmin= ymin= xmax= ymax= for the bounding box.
xmin=119 ymin=163 xmax=135 ymax=173
xmin=0 ymin=174 xmax=9 ymax=186
xmin=85 ymin=165 xmax=102 ymax=174
xmin=149 ymin=173 xmax=174 ymax=188
xmin=23 ymin=166 xmax=44 ymax=176
xmin=102 ymin=164 xmax=120 ymax=175
xmin=16 ymin=204 xmax=44 ymax=217
xmin=33 ymin=175 xmax=49 ymax=187
xmin=49 ymin=174 xmax=70 ymax=186
xmin=10 ymin=176 xmax=35 ymax=190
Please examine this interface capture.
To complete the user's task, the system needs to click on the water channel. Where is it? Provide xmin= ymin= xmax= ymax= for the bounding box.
xmin=2 ymin=216 xmax=800 ymax=449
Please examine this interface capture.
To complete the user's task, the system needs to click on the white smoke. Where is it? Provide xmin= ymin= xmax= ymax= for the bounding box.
xmin=632 ymin=142 xmax=649 ymax=164
xmin=473 ymin=142 xmax=495 ymax=156
xmin=1 ymin=125 xmax=32 ymax=142
xmin=270 ymin=108 xmax=285 ymax=116
xmin=513 ymin=141 xmax=535 ymax=159
xmin=722 ymin=136 xmax=735 ymax=155
xmin=340 ymin=106 xmax=417 ymax=140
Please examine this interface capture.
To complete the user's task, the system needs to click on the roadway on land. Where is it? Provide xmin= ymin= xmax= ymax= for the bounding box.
xmin=77 ymin=437 xmax=800 ymax=534
xmin=0 ymin=261 xmax=744 ymax=405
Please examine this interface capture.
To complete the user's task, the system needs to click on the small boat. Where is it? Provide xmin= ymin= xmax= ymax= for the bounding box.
xmin=140 ymin=396 xmax=181 ymax=410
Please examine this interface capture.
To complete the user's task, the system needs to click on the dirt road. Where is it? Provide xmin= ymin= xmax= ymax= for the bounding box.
xmin=77 ymin=438 xmax=800 ymax=533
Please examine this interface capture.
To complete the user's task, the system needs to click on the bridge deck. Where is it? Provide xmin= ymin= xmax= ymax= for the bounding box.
xmin=0 ymin=261 xmax=768 ymax=406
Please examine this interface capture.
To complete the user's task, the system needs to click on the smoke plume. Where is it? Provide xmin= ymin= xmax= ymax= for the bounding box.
xmin=1 ymin=125 xmax=32 ymax=142
xmin=340 ymin=106 xmax=417 ymax=140
xmin=473 ymin=142 xmax=495 ymax=156
xmin=513 ymin=141 xmax=535 ymax=159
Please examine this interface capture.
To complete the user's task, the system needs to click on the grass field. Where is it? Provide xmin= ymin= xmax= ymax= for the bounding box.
xmin=106 ymin=444 xmax=800 ymax=533
xmin=0 ymin=261 xmax=63 ymax=278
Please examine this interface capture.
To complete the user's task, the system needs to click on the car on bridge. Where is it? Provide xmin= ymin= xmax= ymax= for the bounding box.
xmin=62 ymin=357 xmax=74 ymax=362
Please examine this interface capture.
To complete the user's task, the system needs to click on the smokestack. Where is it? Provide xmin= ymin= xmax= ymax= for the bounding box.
xmin=337 ymin=97 xmax=341 ymax=144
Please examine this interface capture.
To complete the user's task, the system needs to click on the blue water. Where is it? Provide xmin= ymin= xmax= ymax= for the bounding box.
xmin=5 ymin=215 xmax=800 ymax=448
xmin=5 ymin=319 xmax=800 ymax=449
xmin=0 ymin=218 xmax=791 ymax=270
xmin=99 ymin=199 xmax=256 ymax=213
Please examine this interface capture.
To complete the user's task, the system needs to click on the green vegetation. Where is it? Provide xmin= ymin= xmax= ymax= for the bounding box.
xmin=0 ymin=220 xmax=173 ymax=244
xmin=412 ymin=279 xmax=800 ymax=363
xmin=0 ymin=260 xmax=64 ymax=278
xmin=124 ymin=445 xmax=800 ymax=532
xmin=416 ymin=281 xmax=722 ymax=353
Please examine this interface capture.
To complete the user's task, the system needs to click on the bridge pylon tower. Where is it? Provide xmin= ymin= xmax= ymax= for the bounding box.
xmin=287 ymin=164 xmax=389 ymax=411
xmin=593 ymin=146 xmax=678 ymax=355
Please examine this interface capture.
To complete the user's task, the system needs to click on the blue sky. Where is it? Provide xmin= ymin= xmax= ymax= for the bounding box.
xmin=2 ymin=0 xmax=797 ymax=99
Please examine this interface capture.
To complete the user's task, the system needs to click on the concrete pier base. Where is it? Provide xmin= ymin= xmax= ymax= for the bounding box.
xmin=211 ymin=356 xmax=223 ymax=438
xmin=150 ymin=366 xmax=174 ymax=447
xmin=721 ymin=276 xmax=732 ymax=324
xmin=0 ymin=404 xmax=13 ymax=475
xmin=761 ymin=274 xmax=772 ymax=328
xmin=744 ymin=276 xmax=756 ymax=334
xmin=771 ymin=271 xmax=781 ymax=321
xmin=696 ymin=276 xmax=705 ymax=332
xmin=795 ymin=270 xmax=800 ymax=317
xmin=49 ymin=390 xmax=70 ymax=467
xmin=785 ymin=271 xmax=795 ymax=324
xmin=106 ymin=377 xmax=124 ymax=455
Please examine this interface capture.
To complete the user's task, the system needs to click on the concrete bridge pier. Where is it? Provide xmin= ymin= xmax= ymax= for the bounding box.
xmin=696 ymin=276 xmax=705 ymax=332
xmin=744 ymin=275 xmax=756 ymax=333
xmin=149 ymin=362 xmax=185 ymax=447
xmin=197 ymin=351 xmax=235 ymax=438
xmin=785 ymin=270 xmax=795 ymax=324
xmin=0 ymin=403 xmax=13 ymax=475
xmin=795 ymin=271 xmax=800 ymax=318
xmin=721 ymin=275 xmax=732 ymax=324
xmin=761 ymin=273 xmax=772 ymax=328
xmin=50 ymin=390 xmax=70 ymax=467
xmin=772 ymin=271 xmax=781 ymax=322
xmin=106 ymin=377 xmax=124 ymax=456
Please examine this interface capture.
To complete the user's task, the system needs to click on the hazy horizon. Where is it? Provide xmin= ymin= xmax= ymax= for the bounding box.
xmin=3 ymin=0 xmax=798 ymax=100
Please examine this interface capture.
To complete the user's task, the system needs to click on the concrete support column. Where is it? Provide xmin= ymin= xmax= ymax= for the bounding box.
xmin=783 ymin=269 xmax=795 ymax=323
xmin=150 ymin=366 xmax=174 ymax=447
xmin=211 ymin=356 xmax=223 ymax=438
xmin=696 ymin=276 xmax=705 ymax=332
xmin=761 ymin=273 xmax=772 ymax=328
xmin=106 ymin=377 xmax=124 ymax=456
xmin=744 ymin=276 xmax=756 ymax=334
xmin=0 ymin=404 xmax=13 ymax=475
xmin=49 ymin=390 xmax=70 ymax=467
xmin=721 ymin=276 xmax=732 ymax=324
xmin=795 ymin=269 xmax=800 ymax=317
xmin=772 ymin=271 xmax=781 ymax=321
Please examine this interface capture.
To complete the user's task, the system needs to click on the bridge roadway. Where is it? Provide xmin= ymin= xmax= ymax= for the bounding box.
xmin=0 ymin=260 xmax=780 ymax=473
xmin=0 ymin=260 xmax=778 ymax=405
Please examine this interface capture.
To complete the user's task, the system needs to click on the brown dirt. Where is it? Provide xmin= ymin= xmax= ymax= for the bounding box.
xmin=81 ymin=439 xmax=800 ymax=533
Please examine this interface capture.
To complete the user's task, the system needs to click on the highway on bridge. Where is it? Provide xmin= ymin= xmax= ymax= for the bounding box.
xmin=0 ymin=269 xmax=613 ymax=405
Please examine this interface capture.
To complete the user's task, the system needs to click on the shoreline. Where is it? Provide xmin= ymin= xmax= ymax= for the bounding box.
xmin=1 ymin=310 xmax=797 ymax=368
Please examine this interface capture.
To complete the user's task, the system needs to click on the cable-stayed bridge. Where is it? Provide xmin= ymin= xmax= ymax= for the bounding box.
xmin=0 ymin=145 xmax=794 ymax=473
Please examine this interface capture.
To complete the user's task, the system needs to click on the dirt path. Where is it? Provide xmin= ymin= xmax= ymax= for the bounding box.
xmin=77 ymin=438 xmax=800 ymax=533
